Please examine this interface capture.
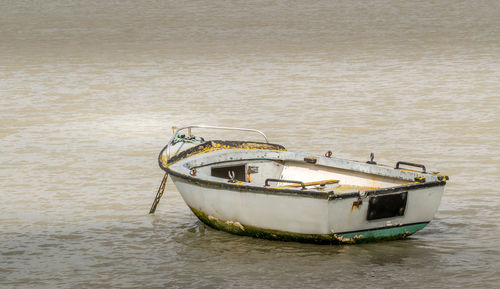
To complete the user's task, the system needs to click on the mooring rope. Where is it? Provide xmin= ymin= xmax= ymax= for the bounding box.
xmin=149 ymin=172 xmax=169 ymax=214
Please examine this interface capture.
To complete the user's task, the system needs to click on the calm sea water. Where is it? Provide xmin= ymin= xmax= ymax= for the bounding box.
xmin=1 ymin=0 xmax=499 ymax=288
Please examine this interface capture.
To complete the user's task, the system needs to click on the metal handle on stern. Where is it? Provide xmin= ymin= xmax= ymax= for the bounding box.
xmin=395 ymin=161 xmax=427 ymax=173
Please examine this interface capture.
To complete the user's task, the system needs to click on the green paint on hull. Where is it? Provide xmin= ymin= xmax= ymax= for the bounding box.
xmin=189 ymin=206 xmax=428 ymax=244
xmin=338 ymin=223 xmax=428 ymax=240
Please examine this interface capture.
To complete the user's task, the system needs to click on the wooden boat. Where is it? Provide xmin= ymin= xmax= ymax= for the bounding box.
xmin=150 ymin=125 xmax=449 ymax=244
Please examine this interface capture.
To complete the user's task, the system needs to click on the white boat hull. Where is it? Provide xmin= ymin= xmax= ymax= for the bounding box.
xmin=171 ymin=175 xmax=444 ymax=243
xmin=155 ymin=126 xmax=448 ymax=244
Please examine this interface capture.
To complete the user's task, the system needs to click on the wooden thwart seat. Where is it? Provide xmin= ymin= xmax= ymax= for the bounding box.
xmin=284 ymin=179 xmax=340 ymax=187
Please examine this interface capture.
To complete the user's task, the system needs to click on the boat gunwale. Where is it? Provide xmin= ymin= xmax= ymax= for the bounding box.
xmin=161 ymin=140 xmax=447 ymax=200
xmin=165 ymin=165 xmax=446 ymax=201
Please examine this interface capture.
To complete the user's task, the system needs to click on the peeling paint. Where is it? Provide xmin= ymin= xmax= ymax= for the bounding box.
xmin=225 ymin=220 xmax=245 ymax=231
xmin=167 ymin=141 xmax=287 ymax=166
xmin=161 ymin=155 xmax=168 ymax=168
xmin=332 ymin=234 xmax=362 ymax=244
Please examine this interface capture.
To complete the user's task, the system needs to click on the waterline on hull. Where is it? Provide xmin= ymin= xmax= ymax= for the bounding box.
xmin=189 ymin=206 xmax=429 ymax=244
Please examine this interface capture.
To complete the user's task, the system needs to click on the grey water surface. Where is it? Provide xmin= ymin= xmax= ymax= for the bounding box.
xmin=1 ymin=0 xmax=499 ymax=288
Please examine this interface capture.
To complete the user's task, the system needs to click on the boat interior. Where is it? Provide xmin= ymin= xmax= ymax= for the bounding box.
xmin=177 ymin=148 xmax=429 ymax=194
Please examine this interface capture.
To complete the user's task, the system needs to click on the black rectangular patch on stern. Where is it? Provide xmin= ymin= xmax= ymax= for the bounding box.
xmin=367 ymin=191 xmax=408 ymax=220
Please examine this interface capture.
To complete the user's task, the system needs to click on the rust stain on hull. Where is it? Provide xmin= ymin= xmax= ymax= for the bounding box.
xmin=350 ymin=199 xmax=363 ymax=213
